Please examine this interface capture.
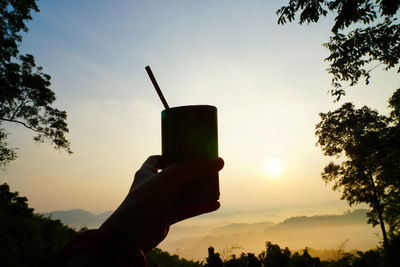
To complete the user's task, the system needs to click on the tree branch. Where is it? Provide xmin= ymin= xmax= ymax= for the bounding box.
xmin=367 ymin=62 xmax=384 ymax=75
xmin=0 ymin=117 xmax=41 ymax=133
xmin=9 ymin=94 xmax=29 ymax=121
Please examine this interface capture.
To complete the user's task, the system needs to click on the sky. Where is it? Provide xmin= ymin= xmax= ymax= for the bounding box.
xmin=1 ymin=0 xmax=399 ymax=217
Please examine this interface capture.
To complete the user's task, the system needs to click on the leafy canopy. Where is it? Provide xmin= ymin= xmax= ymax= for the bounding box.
xmin=0 ymin=183 xmax=77 ymax=266
xmin=277 ymin=0 xmax=400 ymax=100
xmin=316 ymin=89 xmax=400 ymax=240
xmin=0 ymin=0 xmax=71 ymax=168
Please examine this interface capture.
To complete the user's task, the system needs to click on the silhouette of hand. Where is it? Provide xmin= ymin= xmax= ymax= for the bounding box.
xmin=100 ymin=155 xmax=224 ymax=253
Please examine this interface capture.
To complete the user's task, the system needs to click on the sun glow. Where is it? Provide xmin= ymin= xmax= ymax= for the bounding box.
xmin=264 ymin=158 xmax=283 ymax=177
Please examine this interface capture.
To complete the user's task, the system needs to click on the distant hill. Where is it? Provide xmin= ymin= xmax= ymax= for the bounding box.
xmin=271 ymin=209 xmax=368 ymax=230
xmin=42 ymin=209 xmax=112 ymax=229
xmin=210 ymin=221 xmax=275 ymax=235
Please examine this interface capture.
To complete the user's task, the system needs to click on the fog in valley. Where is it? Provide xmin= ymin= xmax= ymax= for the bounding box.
xmin=45 ymin=202 xmax=380 ymax=261
xmin=160 ymin=209 xmax=378 ymax=261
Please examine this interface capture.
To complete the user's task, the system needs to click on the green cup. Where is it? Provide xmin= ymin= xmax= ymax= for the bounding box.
xmin=161 ymin=105 xmax=219 ymax=204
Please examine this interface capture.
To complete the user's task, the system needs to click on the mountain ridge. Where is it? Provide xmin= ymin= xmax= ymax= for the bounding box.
xmin=42 ymin=209 xmax=112 ymax=229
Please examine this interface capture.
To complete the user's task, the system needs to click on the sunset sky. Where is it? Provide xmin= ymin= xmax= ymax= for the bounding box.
xmin=1 ymin=0 xmax=398 ymax=217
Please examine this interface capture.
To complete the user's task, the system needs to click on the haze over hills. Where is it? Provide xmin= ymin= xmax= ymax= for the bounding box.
xmin=160 ymin=209 xmax=379 ymax=260
xmin=43 ymin=207 xmax=380 ymax=261
xmin=42 ymin=200 xmax=353 ymax=229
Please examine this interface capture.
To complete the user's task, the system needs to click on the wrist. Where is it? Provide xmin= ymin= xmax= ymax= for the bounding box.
xmin=99 ymin=205 xmax=161 ymax=253
xmin=100 ymin=209 xmax=140 ymax=245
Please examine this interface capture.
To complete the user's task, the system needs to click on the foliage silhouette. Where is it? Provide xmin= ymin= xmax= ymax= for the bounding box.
xmin=224 ymin=252 xmax=258 ymax=267
xmin=206 ymin=247 xmax=223 ymax=267
xmin=316 ymin=89 xmax=400 ymax=251
xmin=219 ymin=241 xmax=395 ymax=267
xmin=0 ymin=0 xmax=71 ymax=168
xmin=259 ymin=242 xmax=292 ymax=267
xmin=146 ymin=248 xmax=204 ymax=267
xmin=277 ymin=0 xmax=400 ymax=100
xmin=0 ymin=182 xmax=207 ymax=266
xmin=0 ymin=183 xmax=77 ymax=266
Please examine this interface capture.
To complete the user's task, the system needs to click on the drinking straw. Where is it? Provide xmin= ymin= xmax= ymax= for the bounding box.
xmin=145 ymin=66 xmax=170 ymax=109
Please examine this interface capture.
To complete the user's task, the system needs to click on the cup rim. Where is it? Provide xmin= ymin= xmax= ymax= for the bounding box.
xmin=162 ymin=105 xmax=216 ymax=113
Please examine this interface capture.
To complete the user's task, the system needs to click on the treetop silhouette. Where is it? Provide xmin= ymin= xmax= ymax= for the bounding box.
xmin=277 ymin=0 xmax=400 ymax=100
xmin=316 ymin=88 xmax=400 ymax=249
xmin=0 ymin=0 xmax=71 ymax=168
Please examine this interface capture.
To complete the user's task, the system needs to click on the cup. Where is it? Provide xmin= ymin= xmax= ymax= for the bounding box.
xmin=161 ymin=105 xmax=219 ymax=204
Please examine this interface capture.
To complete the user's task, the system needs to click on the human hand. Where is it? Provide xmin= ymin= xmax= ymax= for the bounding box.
xmin=100 ymin=156 xmax=224 ymax=253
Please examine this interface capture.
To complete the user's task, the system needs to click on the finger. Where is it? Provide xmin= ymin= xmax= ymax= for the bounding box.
xmin=141 ymin=155 xmax=163 ymax=171
xmin=133 ymin=155 xmax=162 ymax=187
xmin=160 ymin=157 xmax=224 ymax=186
xmin=169 ymin=201 xmax=220 ymax=225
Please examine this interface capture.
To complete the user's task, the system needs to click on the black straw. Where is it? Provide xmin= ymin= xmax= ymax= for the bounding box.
xmin=145 ymin=66 xmax=170 ymax=109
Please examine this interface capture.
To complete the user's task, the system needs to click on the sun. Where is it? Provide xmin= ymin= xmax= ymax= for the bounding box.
xmin=264 ymin=158 xmax=283 ymax=177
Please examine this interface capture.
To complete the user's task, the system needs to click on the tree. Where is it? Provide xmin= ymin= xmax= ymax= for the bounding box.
xmin=277 ymin=0 xmax=400 ymax=101
xmin=146 ymin=248 xmax=204 ymax=267
xmin=224 ymin=252 xmax=259 ymax=267
xmin=259 ymin=242 xmax=291 ymax=267
xmin=0 ymin=183 xmax=77 ymax=266
xmin=206 ymin=246 xmax=223 ymax=267
xmin=381 ymin=89 xmax=400 ymax=236
xmin=0 ymin=0 xmax=71 ymax=168
xmin=315 ymin=89 xmax=400 ymax=249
